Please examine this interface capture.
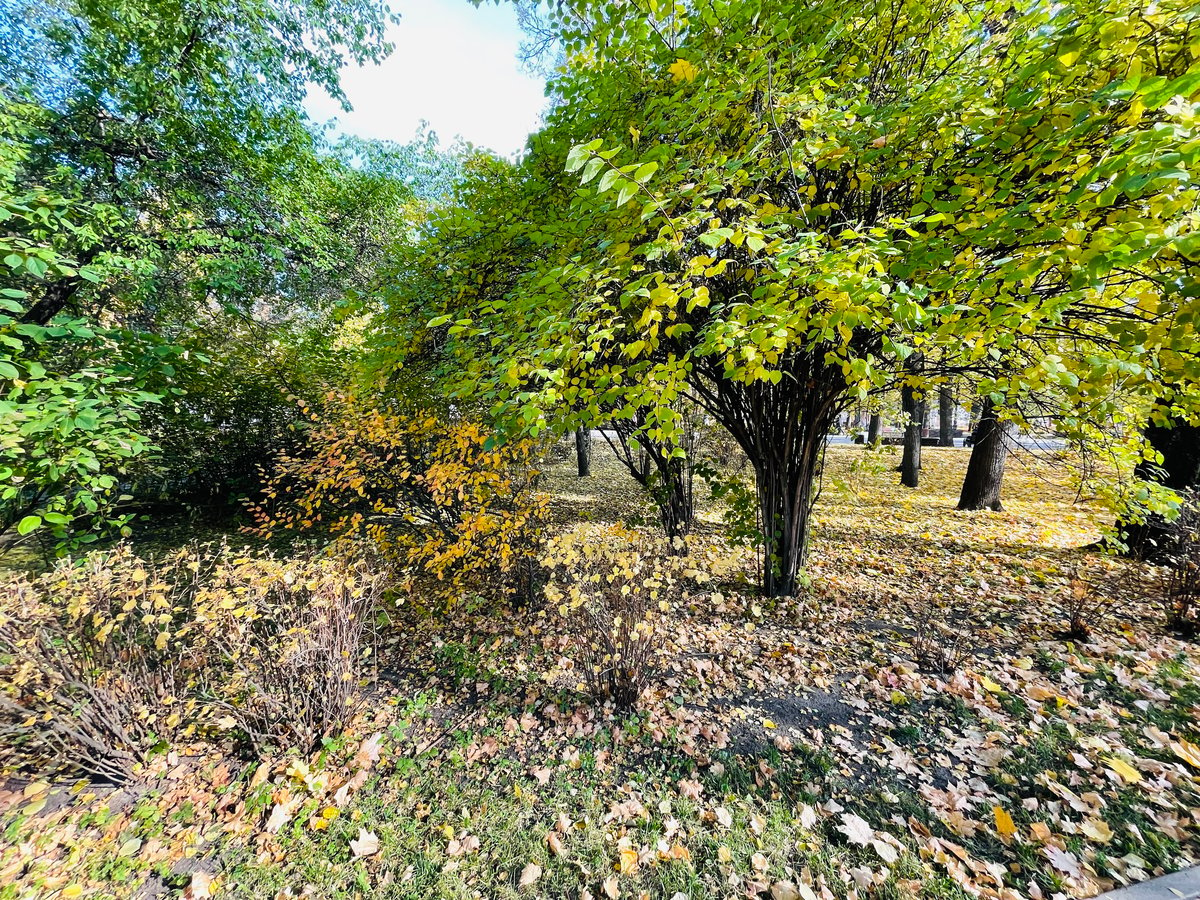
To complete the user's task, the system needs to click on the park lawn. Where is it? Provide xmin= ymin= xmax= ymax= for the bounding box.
xmin=2 ymin=446 xmax=1199 ymax=900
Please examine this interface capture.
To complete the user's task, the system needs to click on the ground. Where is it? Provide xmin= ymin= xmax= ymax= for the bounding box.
xmin=2 ymin=446 xmax=1199 ymax=900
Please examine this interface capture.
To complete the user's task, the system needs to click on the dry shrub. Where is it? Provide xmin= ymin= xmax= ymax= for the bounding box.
xmin=248 ymin=391 xmax=548 ymax=609
xmin=543 ymin=525 xmax=688 ymax=712
xmin=0 ymin=544 xmax=384 ymax=781
xmin=0 ymin=546 xmax=209 ymax=781
xmin=196 ymin=551 xmax=384 ymax=751
xmin=1162 ymin=500 xmax=1200 ymax=635
xmin=909 ymin=599 xmax=973 ymax=675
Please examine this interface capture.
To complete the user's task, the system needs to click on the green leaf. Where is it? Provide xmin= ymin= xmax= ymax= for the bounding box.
xmin=16 ymin=515 xmax=42 ymax=536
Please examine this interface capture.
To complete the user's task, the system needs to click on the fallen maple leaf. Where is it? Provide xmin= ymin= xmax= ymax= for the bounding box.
xmin=836 ymin=812 xmax=875 ymax=846
xmin=350 ymin=827 xmax=380 ymax=858
xmin=547 ymin=831 xmax=566 ymax=857
xmin=618 ymin=846 xmax=639 ymax=875
xmin=518 ymin=862 xmax=542 ymax=890
xmin=603 ymin=874 xmax=620 ymax=898
xmin=715 ymin=806 xmax=733 ymax=829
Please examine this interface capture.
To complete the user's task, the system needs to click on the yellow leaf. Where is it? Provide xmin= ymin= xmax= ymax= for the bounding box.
xmin=1172 ymin=738 xmax=1200 ymax=769
xmin=618 ymin=846 xmax=639 ymax=875
xmin=1102 ymin=756 xmax=1142 ymax=784
xmin=992 ymin=806 xmax=1017 ymax=839
xmin=63 ymin=887 xmax=83 ymax=899
xmin=668 ymin=58 xmax=698 ymax=82
xmin=763 ymin=719 xmax=777 ymax=729
xmin=980 ymin=676 xmax=1002 ymax=692
xmin=718 ymin=845 xmax=732 ymax=863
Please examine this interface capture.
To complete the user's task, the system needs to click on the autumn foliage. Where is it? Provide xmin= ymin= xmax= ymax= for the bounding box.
xmin=248 ymin=392 xmax=548 ymax=606
xmin=544 ymin=524 xmax=689 ymax=711
xmin=0 ymin=544 xmax=383 ymax=780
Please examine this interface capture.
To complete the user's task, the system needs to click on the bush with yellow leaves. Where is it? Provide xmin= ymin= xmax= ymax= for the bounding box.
xmin=543 ymin=524 xmax=688 ymax=712
xmin=194 ymin=549 xmax=384 ymax=752
xmin=0 ymin=546 xmax=209 ymax=781
xmin=0 ymin=544 xmax=384 ymax=781
xmin=248 ymin=392 xmax=548 ymax=609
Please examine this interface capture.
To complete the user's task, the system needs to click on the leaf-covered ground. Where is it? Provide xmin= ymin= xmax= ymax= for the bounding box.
xmin=3 ymin=446 xmax=1199 ymax=900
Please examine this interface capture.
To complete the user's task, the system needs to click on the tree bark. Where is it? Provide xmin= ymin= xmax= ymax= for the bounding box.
xmin=957 ymin=398 xmax=1013 ymax=511
xmin=938 ymin=386 xmax=955 ymax=447
xmin=900 ymin=355 xmax=924 ymax=488
xmin=601 ymin=412 xmax=695 ymax=549
xmin=1119 ymin=416 xmax=1200 ymax=560
xmin=575 ymin=427 xmax=591 ymax=477
xmin=867 ymin=414 xmax=882 ymax=445
xmin=19 ymin=246 xmax=99 ymax=325
xmin=689 ymin=349 xmax=846 ymax=598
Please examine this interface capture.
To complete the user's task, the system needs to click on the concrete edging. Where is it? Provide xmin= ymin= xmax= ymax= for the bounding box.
xmin=1099 ymin=867 xmax=1200 ymax=900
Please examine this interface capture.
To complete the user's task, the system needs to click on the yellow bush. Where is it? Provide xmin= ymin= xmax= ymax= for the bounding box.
xmin=543 ymin=524 xmax=689 ymax=711
xmin=0 ymin=544 xmax=384 ymax=781
xmin=248 ymin=392 xmax=548 ymax=608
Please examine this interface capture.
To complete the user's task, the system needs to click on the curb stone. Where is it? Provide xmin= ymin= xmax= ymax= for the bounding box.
xmin=1099 ymin=867 xmax=1200 ymax=900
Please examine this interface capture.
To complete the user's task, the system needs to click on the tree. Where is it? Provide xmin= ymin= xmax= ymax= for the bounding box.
xmin=399 ymin=0 xmax=1200 ymax=597
xmin=900 ymin=355 xmax=925 ymax=488
xmin=938 ymin=387 xmax=955 ymax=447
xmin=575 ymin=427 xmax=592 ymax=477
xmin=1 ymin=0 xmax=432 ymax=524
xmin=957 ymin=399 xmax=1016 ymax=512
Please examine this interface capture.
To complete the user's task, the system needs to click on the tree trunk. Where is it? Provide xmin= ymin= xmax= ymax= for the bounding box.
xmin=957 ymin=398 xmax=1013 ymax=511
xmin=690 ymin=350 xmax=846 ymax=598
xmin=900 ymin=356 xmax=923 ymax=488
xmin=1119 ymin=416 xmax=1200 ymax=560
xmin=575 ymin=427 xmax=591 ymax=477
xmin=600 ymin=411 xmax=695 ymax=550
xmin=938 ymin=386 xmax=955 ymax=447
xmin=867 ymin=414 xmax=882 ymax=445
xmin=654 ymin=456 xmax=694 ymax=551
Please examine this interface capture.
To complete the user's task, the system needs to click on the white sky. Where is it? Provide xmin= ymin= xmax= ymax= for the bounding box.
xmin=304 ymin=0 xmax=549 ymax=157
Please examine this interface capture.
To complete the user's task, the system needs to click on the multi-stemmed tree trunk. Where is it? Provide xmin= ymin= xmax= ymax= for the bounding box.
xmin=938 ymin=386 xmax=955 ymax=447
xmin=602 ymin=409 xmax=695 ymax=549
xmin=900 ymin=355 xmax=924 ymax=488
xmin=575 ymin=427 xmax=591 ymax=477
xmin=957 ymin=398 xmax=1014 ymax=510
xmin=690 ymin=348 xmax=847 ymax=597
xmin=1119 ymin=416 xmax=1200 ymax=560
xmin=867 ymin=414 xmax=882 ymax=445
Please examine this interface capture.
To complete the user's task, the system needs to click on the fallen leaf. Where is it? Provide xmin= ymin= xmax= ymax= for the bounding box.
xmin=836 ymin=812 xmax=874 ymax=846
xmin=992 ymin=806 xmax=1017 ymax=840
xmin=603 ymin=874 xmax=620 ymax=899
xmin=350 ymin=828 xmax=380 ymax=858
xmin=519 ymin=862 xmax=542 ymax=890
xmin=1102 ymin=755 xmax=1142 ymax=785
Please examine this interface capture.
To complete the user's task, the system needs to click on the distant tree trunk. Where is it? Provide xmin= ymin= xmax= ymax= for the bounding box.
xmin=867 ymin=414 xmax=882 ymax=444
xmin=1119 ymin=416 xmax=1200 ymax=560
xmin=900 ymin=356 xmax=923 ymax=488
xmin=19 ymin=247 xmax=98 ymax=325
xmin=575 ymin=427 xmax=591 ymax=477
xmin=957 ymin=398 xmax=1013 ymax=511
xmin=938 ymin=386 xmax=955 ymax=447
xmin=601 ymin=411 xmax=695 ymax=550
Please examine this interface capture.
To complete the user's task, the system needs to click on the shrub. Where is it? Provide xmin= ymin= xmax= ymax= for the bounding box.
xmin=0 ymin=546 xmax=208 ymax=781
xmin=908 ymin=599 xmax=973 ymax=675
xmin=1161 ymin=499 xmax=1200 ymax=635
xmin=0 ymin=543 xmax=384 ymax=780
xmin=248 ymin=391 xmax=548 ymax=608
xmin=195 ymin=550 xmax=384 ymax=751
xmin=543 ymin=525 xmax=686 ymax=712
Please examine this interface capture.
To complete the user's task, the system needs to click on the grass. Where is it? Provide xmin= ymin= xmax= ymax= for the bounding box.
xmin=2 ymin=444 xmax=1199 ymax=899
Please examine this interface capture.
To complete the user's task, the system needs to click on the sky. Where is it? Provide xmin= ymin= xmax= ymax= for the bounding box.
xmin=304 ymin=0 xmax=549 ymax=157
